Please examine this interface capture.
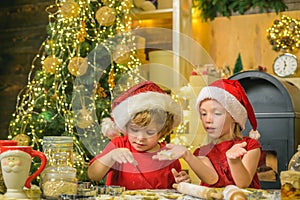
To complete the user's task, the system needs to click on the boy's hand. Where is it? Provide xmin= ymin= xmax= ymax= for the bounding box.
xmin=152 ymin=144 xmax=188 ymax=160
xmin=226 ymin=142 xmax=247 ymax=160
xmin=109 ymin=148 xmax=137 ymax=165
xmin=172 ymin=168 xmax=191 ymax=183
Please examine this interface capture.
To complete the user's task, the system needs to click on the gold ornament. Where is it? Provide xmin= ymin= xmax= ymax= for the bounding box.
xmin=43 ymin=56 xmax=60 ymax=74
xmin=108 ymin=69 xmax=115 ymax=89
xmin=95 ymin=83 xmax=107 ymax=98
xmin=12 ymin=133 xmax=31 ymax=146
xmin=77 ymin=21 xmax=87 ymax=43
xmin=121 ymin=0 xmax=133 ymax=10
xmin=95 ymin=6 xmax=116 ymax=26
xmin=76 ymin=108 xmax=94 ymax=129
xmin=267 ymin=15 xmax=300 ymax=52
xmin=60 ymin=0 xmax=80 ymax=19
xmin=112 ymin=44 xmax=131 ymax=64
xmin=68 ymin=56 xmax=88 ymax=76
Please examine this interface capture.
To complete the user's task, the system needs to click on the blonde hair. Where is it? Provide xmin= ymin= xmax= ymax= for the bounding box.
xmin=199 ymin=99 xmax=244 ymax=141
xmin=233 ymin=123 xmax=243 ymax=139
xmin=130 ymin=109 xmax=174 ymax=139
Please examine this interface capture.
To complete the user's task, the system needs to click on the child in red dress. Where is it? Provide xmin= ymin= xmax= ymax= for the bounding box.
xmin=153 ymin=79 xmax=262 ymax=189
xmin=88 ymin=81 xmax=190 ymax=190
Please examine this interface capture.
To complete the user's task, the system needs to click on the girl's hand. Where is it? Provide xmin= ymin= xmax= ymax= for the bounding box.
xmin=109 ymin=148 xmax=137 ymax=165
xmin=172 ymin=168 xmax=191 ymax=183
xmin=226 ymin=142 xmax=248 ymax=160
xmin=152 ymin=144 xmax=188 ymax=160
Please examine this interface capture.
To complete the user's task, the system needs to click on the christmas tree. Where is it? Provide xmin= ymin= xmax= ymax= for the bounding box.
xmin=8 ymin=0 xmax=141 ymax=182
xmin=233 ymin=53 xmax=243 ymax=74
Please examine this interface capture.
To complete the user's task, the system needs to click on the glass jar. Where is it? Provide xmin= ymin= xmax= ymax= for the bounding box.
xmin=41 ymin=136 xmax=78 ymax=199
xmin=288 ymin=144 xmax=300 ymax=171
xmin=280 ymin=170 xmax=300 ymax=199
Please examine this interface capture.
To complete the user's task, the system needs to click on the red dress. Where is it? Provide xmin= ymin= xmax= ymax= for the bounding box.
xmin=193 ymin=137 xmax=261 ymax=189
xmin=90 ymin=135 xmax=181 ymax=190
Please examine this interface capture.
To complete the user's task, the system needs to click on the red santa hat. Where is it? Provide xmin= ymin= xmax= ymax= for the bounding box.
xmin=196 ymin=79 xmax=260 ymax=139
xmin=101 ymin=81 xmax=182 ymax=139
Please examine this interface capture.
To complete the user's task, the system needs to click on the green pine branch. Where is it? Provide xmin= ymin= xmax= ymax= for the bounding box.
xmin=193 ymin=0 xmax=288 ymax=21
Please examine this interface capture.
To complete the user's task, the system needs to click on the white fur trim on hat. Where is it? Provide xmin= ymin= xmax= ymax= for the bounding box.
xmin=196 ymin=86 xmax=247 ymax=130
xmin=101 ymin=117 xmax=120 ymax=139
xmin=112 ymin=91 xmax=182 ymax=131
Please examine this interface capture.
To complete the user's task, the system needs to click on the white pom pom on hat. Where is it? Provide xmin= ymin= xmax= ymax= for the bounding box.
xmin=101 ymin=117 xmax=120 ymax=139
xmin=196 ymin=79 xmax=260 ymax=139
xmin=101 ymin=81 xmax=182 ymax=138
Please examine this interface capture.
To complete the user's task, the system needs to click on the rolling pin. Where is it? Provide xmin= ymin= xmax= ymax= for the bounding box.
xmin=174 ymin=182 xmax=223 ymax=200
xmin=222 ymin=185 xmax=247 ymax=200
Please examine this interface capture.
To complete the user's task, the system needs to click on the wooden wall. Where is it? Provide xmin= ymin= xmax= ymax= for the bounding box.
xmin=0 ymin=0 xmax=300 ymax=139
xmin=0 ymin=0 xmax=52 ymax=139
xmin=194 ymin=10 xmax=300 ymax=77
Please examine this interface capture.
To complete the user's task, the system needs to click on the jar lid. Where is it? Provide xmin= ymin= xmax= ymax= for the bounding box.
xmin=43 ymin=136 xmax=73 ymax=143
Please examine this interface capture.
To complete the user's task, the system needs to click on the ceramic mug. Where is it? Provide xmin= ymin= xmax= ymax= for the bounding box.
xmin=0 ymin=140 xmax=18 ymax=194
xmin=0 ymin=146 xmax=47 ymax=198
xmin=0 ymin=140 xmax=18 ymax=146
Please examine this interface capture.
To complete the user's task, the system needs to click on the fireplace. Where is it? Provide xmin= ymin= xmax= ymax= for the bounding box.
xmin=230 ymin=71 xmax=300 ymax=189
xmin=257 ymin=150 xmax=277 ymax=182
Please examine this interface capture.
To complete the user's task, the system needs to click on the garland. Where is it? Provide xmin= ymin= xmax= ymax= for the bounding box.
xmin=267 ymin=15 xmax=300 ymax=52
xmin=193 ymin=0 xmax=288 ymax=21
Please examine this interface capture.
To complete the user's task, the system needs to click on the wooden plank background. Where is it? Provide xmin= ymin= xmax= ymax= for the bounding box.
xmin=0 ymin=0 xmax=52 ymax=139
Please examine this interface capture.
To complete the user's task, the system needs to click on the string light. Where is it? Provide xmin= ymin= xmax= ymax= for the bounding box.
xmin=8 ymin=0 xmax=141 ymax=181
xmin=267 ymin=15 xmax=300 ymax=52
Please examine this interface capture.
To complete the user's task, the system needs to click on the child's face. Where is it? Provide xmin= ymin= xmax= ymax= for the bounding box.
xmin=126 ymin=120 xmax=161 ymax=152
xmin=199 ymin=99 xmax=235 ymax=141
